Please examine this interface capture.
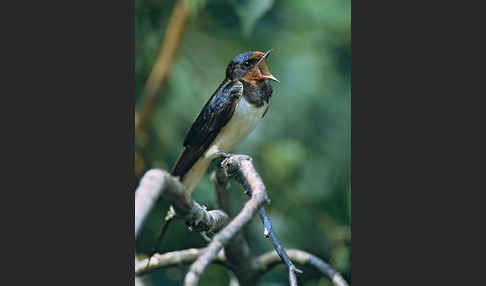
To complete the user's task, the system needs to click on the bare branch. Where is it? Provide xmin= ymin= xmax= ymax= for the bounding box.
xmin=135 ymin=248 xmax=226 ymax=276
xmin=135 ymin=156 xmax=348 ymax=286
xmin=135 ymin=169 xmax=229 ymax=239
xmin=257 ymin=249 xmax=349 ymax=286
xmin=222 ymin=156 xmax=302 ymax=285
xmin=184 ymin=155 xmax=268 ymax=286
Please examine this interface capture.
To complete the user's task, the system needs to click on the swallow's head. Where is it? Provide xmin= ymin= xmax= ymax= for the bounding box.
xmin=226 ymin=50 xmax=279 ymax=85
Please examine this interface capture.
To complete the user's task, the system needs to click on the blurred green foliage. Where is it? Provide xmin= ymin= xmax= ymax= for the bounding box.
xmin=135 ymin=0 xmax=350 ymax=285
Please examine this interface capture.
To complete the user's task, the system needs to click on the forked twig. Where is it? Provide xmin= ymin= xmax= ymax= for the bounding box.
xmin=184 ymin=155 xmax=268 ymax=286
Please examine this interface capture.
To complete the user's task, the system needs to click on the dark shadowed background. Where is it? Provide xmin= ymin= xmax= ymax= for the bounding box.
xmin=135 ymin=0 xmax=350 ymax=285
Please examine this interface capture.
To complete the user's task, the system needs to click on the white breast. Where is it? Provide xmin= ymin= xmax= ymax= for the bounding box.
xmin=205 ymin=96 xmax=267 ymax=158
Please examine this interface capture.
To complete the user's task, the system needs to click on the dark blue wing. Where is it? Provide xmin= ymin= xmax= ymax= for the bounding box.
xmin=171 ymin=80 xmax=243 ymax=178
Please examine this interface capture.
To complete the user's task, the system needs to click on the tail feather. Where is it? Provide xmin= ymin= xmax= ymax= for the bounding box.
xmin=171 ymin=147 xmax=199 ymax=178
xmin=171 ymin=147 xmax=211 ymax=193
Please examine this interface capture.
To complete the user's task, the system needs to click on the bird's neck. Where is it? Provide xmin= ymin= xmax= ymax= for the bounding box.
xmin=241 ymin=80 xmax=272 ymax=107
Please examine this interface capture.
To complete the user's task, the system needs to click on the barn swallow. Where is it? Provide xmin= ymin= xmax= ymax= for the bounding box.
xmin=171 ymin=50 xmax=279 ymax=193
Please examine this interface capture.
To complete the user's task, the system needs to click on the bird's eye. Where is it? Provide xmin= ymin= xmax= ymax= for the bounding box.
xmin=243 ymin=61 xmax=251 ymax=67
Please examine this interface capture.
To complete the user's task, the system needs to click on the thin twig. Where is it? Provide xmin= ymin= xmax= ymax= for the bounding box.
xmin=257 ymin=249 xmax=349 ymax=286
xmin=136 ymin=248 xmax=226 ymax=276
xmin=147 ymin=210 xmax=175 ymax=265
xmin=258 ymin=207 xmax=303 ymax=286
xmin=184 ymin=155 xmax=269 ymax=286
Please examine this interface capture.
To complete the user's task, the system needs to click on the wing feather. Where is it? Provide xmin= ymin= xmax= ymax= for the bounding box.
xmin=171 ymin=80 xmax=243 ymax=179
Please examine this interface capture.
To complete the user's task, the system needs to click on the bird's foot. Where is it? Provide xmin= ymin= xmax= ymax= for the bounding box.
xmin=186 ymin=205 xmax=205 ymax=232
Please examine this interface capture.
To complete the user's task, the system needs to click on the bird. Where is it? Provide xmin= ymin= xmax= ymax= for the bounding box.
xmin=171 ymin=50 xmax=279 ymax=193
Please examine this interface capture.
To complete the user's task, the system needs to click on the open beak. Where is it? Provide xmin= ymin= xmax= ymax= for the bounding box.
xmin=256 ymin=50 xmax=280 ymax=83
xmin=262 ymin=74 xmax=280 ymax=83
